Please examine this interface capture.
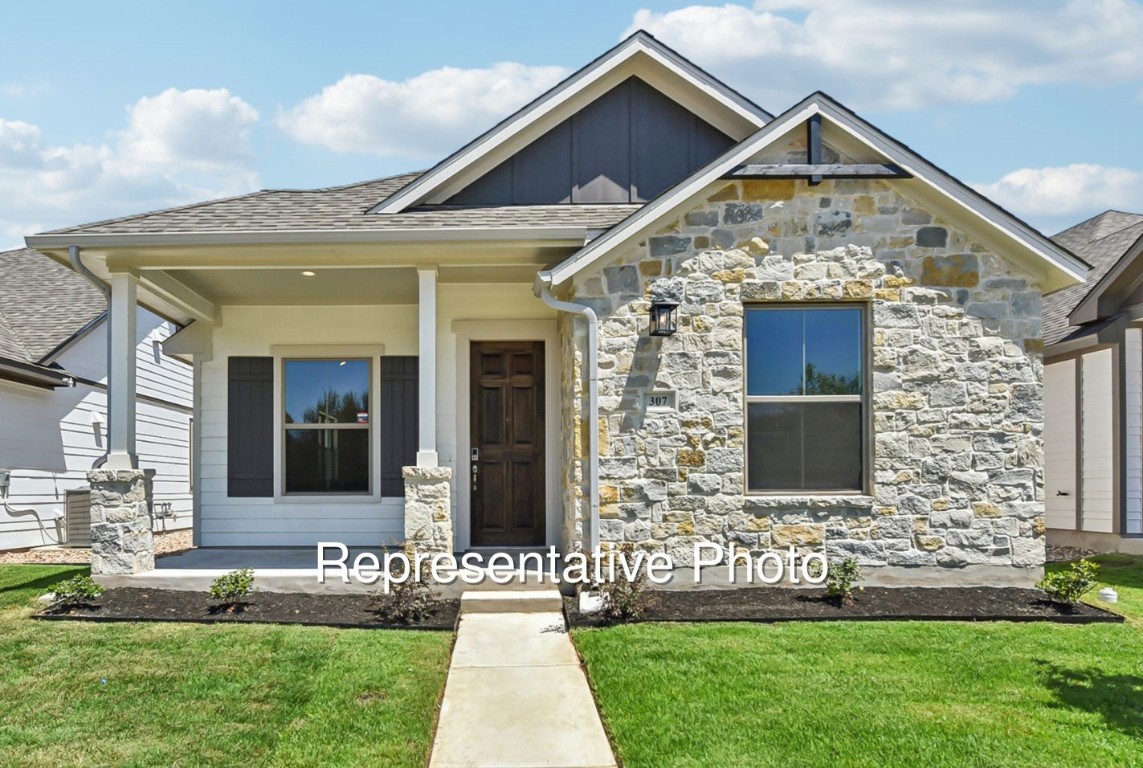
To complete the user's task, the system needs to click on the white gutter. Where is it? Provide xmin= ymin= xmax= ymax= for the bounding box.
xmin=68 ymin=245 xmax=112 ymax=469
xmin=536 ymin=271 xmax=600 ymax=551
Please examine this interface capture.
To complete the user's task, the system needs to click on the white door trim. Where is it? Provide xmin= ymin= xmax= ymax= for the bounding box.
xmin=452 ymin=319 xmax=560 ymax=551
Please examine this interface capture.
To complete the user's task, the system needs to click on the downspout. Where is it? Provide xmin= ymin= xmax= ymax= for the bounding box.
xmin=536 ymin=272 xmax=600 ymax=551
xmin=68 ymin=245 xmax=112 ymax=469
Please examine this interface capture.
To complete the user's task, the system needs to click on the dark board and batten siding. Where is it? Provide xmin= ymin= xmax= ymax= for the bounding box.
xmin=447 ymin=76 xmax=734 ymax=206
xmin=226 ymin=356 xmax=419 ymax=499
xmin=380 ymin=356 xmax=419 ymax=497
xmin=227 ymin=357 xmax=275 ymax=497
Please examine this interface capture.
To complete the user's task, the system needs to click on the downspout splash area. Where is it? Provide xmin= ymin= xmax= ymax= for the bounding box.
xmin=68 ymin=245 xmax=112 ymax=469
xmin=536 ymin=272 xmax=600 ymax=551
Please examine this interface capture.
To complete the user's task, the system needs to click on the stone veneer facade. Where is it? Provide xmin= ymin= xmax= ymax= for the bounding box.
xmin=88 ymin=469 xmax=155 ymax=575
xmin=403 ymin=465 xmax=454 ymax=553
xmin=560 ymin=176 xmax=1046 ymax=572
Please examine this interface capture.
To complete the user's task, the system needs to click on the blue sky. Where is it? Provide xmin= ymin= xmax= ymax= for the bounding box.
xmin=4 ymin=0 xmax=1143 ymax=248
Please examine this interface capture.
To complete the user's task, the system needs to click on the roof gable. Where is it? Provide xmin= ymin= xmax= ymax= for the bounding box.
xmin=369 ymin=31 xmax=771 ymax=214
xmin=541 ymin=92 xmax=1089 ymax=294
xmin=444 ymin=76 xmax=735 ymax=206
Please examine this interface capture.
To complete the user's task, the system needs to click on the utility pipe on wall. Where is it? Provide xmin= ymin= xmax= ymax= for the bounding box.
xmin=536 ymin=273 xmax=600 ymax=551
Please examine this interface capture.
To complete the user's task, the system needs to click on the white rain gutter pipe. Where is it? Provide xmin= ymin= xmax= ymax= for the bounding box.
xmin=536 ymin=273 xmax=599 ymax=551
xmin=68 ymin=245 xmax=112 ymax=468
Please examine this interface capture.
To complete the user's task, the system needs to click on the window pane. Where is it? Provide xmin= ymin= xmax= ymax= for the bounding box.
xmin=746 ymin=309 xmax=803 ymax=395
xmin=285 ymin=428 xmax=369 ymax=493
xmin=284 ymin=359 xmax=370 ymax=424
xmin=748 ymin=403 xmax=862 ymax=491
xmin=804 ymin=309 xmax=862 ymax=395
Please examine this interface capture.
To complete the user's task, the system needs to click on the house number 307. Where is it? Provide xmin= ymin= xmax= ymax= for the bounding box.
xmin=647 ymin=391 xmax=676 ymax=411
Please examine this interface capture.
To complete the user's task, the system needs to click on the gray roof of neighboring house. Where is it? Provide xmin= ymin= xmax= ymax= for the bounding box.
xmin=40 ymin=172 xmax=643 ymax=236
xmin=0 ymin=247 xmax=106 ymax=365
xmin=1044 ymin=211 xmax=1143 ymax=346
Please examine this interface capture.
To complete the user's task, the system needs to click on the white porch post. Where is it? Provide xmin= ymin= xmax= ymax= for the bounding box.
xmin=416 ymin=266 xmax=439 ymax=466
xmin=107 ymin=270 xmax=138 ymax=469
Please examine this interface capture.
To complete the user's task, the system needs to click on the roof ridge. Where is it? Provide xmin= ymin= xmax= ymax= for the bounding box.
xmin=263 ymin=170 xmax=425 ymax=194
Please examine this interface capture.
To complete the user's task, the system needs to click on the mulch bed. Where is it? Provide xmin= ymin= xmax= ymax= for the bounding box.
xmin=33 ymin=588 xmax=459 ymax=631
xmin=565 ymin=587 xmax=1124 ymax=627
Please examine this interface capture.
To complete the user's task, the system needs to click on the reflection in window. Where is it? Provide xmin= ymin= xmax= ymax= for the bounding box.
xmin=283 ymin=359 xmax=370 ymax=494
xmin=745 ymin=307 xmax=865 ymax=491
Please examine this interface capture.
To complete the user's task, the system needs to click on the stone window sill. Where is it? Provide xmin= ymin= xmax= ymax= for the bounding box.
xmin=743 ymin=495 xmax=875 ymax=509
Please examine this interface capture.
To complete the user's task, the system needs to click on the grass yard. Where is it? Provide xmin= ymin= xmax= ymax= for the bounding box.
xmin=1047 ymin=554 xmax=1143 ymax=624
xmin=575 ymin=601 xmax=1143 ymax=767
xmin=0 ymin=565 xmax=451 ymax=768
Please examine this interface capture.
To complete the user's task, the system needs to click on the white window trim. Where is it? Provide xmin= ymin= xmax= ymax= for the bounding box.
xmin=271 ymin=344 xmax=385 ymax=504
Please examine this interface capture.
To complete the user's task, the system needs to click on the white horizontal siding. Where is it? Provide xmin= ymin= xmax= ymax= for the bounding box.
xmin=1081 ymin=348 xmax=1115 ymax=533
xmin=1126 ymin=328 xmax=1143 ymax=534
xmin=0 ymin=307 xmax=192 ymax=550
xmin=1043 ymin=360 xmax=1077 ymax=530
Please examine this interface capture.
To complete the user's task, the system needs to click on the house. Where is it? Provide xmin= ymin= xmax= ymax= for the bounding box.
xmin=0 ymin=247 xmax=193 ymax=551
xmin=1042 ymin=211 xmax=1143 ymax=555
xmin=24 ymin=32 xmax=1087 ymax=584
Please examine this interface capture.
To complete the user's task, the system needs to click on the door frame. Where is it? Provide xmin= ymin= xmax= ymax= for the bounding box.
xmin=453 ymin=319 xmax=559 ymax=551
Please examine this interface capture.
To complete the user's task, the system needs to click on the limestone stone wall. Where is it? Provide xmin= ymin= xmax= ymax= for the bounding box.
xmin=403 ymin=466 xmax=453 ymax=553
xmin=562 ymin=177 xmax=1046 ymax=571
xmin=88 ymin=469 xmax=155 ymax=575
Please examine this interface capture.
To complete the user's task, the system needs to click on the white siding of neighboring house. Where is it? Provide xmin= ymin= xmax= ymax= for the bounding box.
xmin=0 ymin=308 xmax=193 ymax=550
xmin=1043 ymin=359 xmax=1077 ymax=530
xmin=1081 ymin=348 xmax=1115 ymax=533
xmin=1126 ymin=328 xmax=1143 ymax=534
xmin=198 ymin=284 xmax=556 ymax=547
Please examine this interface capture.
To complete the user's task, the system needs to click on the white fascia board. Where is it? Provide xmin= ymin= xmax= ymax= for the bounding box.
xmin=1068 ymin=234 xmax=1143 ymax=326
xmin=548 ymin=95 xmax=1088 ymax=291
xmin=369 ymin=35 xmax=770 ymax=215
xmin=24 ymin=226 xmax=588 ymax=250
xmin=546 ymin=102 xmax=819 ymax=286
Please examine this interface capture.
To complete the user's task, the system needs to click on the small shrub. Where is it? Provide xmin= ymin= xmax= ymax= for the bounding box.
xmin=370 ymin=543 xmax=439 ymax=624
xmin=1038 ymin=559 xmax=1100 ymax=605
xmin=589 ymin=543 xmax=653 ymax=622
xmin=209 ymin=568 xmax=256 ymax=612
xmin=825 ymin=557 xmax=863 ymax=607
xmin=49 ymin=575 xmax=103 ymax=609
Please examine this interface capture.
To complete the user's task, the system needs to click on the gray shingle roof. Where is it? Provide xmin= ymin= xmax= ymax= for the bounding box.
xmin=40 ymin=172 xmax=642 ymax=236
xmin=0 ymin=247 xmax=106 ymax=364
xmin=1044 ymin=211 xmax=1143 ymax=346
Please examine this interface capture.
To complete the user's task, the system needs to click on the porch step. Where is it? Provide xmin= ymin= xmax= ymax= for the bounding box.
xmin=460 ymin=589 xmax=563 ymax=614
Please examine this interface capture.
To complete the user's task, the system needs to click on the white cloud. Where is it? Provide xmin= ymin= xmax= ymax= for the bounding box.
xmin=0 ymin=88 xmax=260 ymax=248
xmin=974 ymin=164 xmax=1143 ymax=233
xmin=279 ymin=62 xmax=568 ymax=157
xmin=628 ymin=0 xmax=1143 ymax=110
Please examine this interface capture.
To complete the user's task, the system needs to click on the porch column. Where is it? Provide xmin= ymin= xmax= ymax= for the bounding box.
xmin=106 ymin=270 xmax=138 ymax=470
xmin=416 ymin=265 xmax=438 ymax=466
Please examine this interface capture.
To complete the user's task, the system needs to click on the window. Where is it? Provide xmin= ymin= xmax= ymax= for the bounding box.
xmin=283 ymin=359 xmax=371 ymax=494
xmin=745 ymin=306 xmax=865 ymax=492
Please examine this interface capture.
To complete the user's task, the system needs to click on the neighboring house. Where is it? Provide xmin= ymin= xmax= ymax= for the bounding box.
xmin=0 ymin=247 xmax=193 ymax=550
xmin=1042 ymin=211 xmax=1143 ymax=555
xmin=24 ymin=32 xmax=1088 ymax=582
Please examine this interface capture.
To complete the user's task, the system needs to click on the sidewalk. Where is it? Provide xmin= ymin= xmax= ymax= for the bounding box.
xmin=429 ymin=599 xmax=617 ymax=768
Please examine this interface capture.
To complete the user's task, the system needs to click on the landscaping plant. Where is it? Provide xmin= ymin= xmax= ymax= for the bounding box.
xmin=370 ymin=543 xmax=439 ymax=624
xmin=209 ymin=568 xmax=256 ymax=612
xmin=590 ymin=543 xmax=652 ymax=622
xmin=48 ymin=574 xmax=104 ymax=610
xmin=1037 ymin=558 xmax=1100 ymax=606
xmin=825 ymin=557 xmax=863 ymax=607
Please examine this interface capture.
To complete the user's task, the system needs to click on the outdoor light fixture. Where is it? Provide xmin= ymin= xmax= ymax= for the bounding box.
xmin=301 ymin=270 xmax=316 ymax=277
xmin=649 ymin=300 xmax=679 ymax=337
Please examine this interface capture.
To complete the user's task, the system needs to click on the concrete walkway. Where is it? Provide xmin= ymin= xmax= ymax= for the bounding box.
xmin=430 ymin=593 xmax=616 ymax=768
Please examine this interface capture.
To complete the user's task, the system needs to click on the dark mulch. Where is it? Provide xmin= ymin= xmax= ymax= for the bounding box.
xmin=33 ymin=588 xmax=459 ymax=630
xmin=565 ymin=587 xmax=1124 ymax=627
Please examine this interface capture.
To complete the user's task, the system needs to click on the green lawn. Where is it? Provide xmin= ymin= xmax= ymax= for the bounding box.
xmin=1047 ymin=554 xmax=1143 ymax=624
xmin=0 ymin=565 xmax=451 ymax=768
xmin=575 ymin=601 xmax=1143 ymax=767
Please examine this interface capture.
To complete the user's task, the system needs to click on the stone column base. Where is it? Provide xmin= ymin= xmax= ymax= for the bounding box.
xmin=403 ymin=465 xmax=453 ymax=553
xmin=88 ymin=469 xmax=155 ymax=575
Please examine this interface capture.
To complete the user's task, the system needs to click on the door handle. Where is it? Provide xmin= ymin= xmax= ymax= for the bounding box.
xmin=471 ymin=447 xmax=479 ymax=491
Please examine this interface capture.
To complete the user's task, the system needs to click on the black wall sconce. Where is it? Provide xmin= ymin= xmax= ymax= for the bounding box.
xmin=649 ymin=300 xmax=679 ymax=336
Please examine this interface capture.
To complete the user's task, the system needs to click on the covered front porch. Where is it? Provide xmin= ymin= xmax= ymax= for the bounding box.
xmin=42 ymin=234 xmax=579 ymax=578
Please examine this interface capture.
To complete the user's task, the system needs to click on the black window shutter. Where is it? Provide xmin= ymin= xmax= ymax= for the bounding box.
xmin=380 ymin=357 xmax=419 ymax=497
xmin=228 ymin=357 xmax=274 ymax=497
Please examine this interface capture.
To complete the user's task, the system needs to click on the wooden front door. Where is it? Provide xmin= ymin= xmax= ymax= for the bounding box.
xmin=470 ymin=341 xmax=545 ymax=546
